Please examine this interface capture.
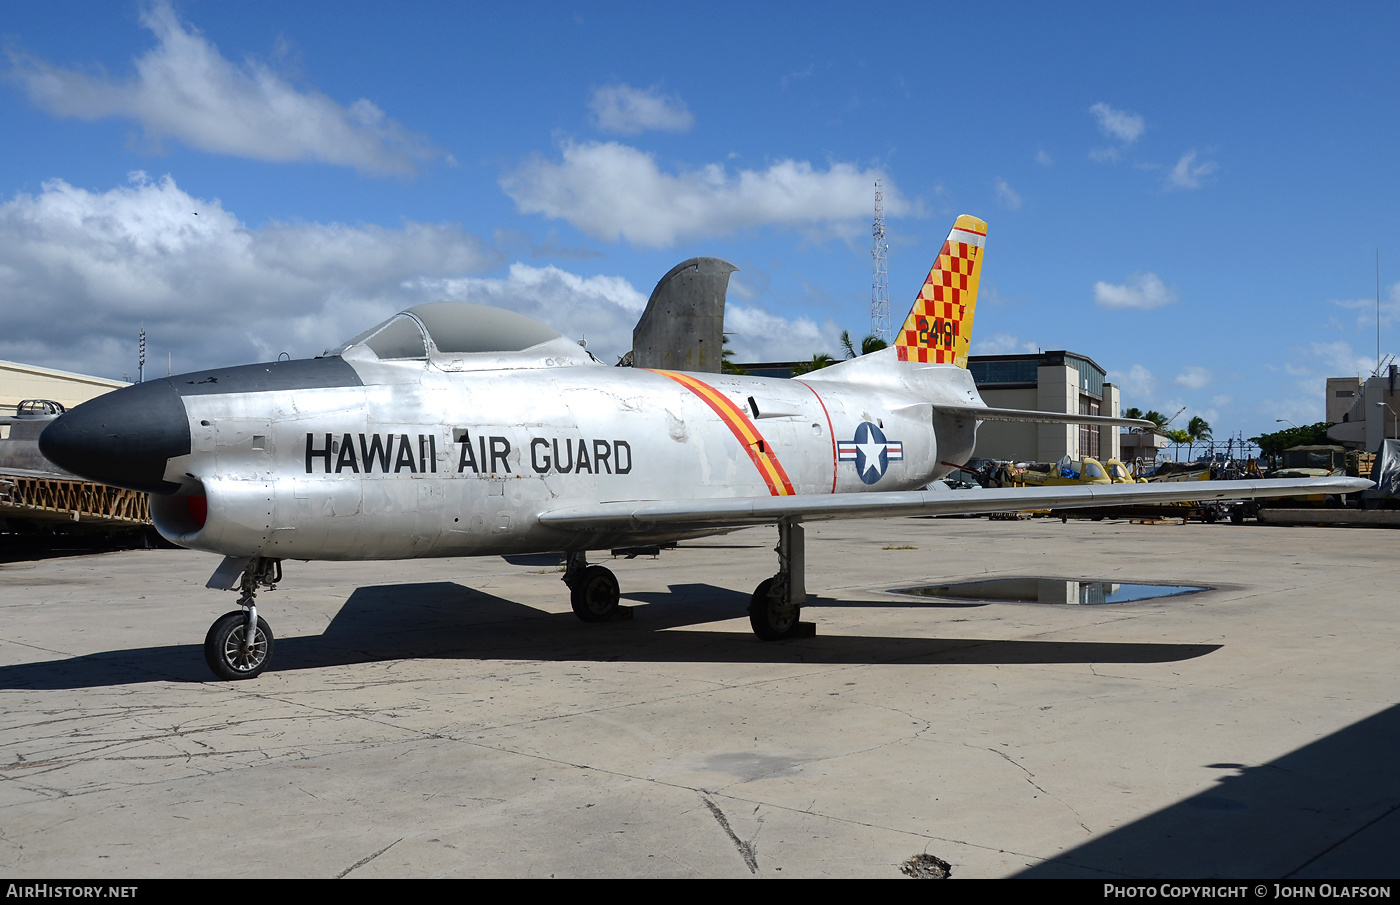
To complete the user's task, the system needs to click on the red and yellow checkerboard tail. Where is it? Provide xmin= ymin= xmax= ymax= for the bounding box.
xmin=894 ymin=215 xmax=987 ymax=369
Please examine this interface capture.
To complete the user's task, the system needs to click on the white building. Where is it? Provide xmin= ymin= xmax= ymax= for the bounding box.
xmin=1326 ymin=366 xmax=1400 ymax=452
xmin=0 ymin=360 xmax=128 ymax=417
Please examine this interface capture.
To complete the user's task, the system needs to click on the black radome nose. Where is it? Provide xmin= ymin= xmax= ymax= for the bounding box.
xmin=39 ymin=380 xmax=191 ymax=494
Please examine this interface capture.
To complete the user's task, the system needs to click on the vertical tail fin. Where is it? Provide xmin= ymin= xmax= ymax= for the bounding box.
xmin=894 ymin=215 xmax=986 ymax=368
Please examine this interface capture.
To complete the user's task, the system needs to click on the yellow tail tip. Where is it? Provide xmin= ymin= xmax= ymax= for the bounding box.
xmin=954 ymin=214 xmax=987 ymax=236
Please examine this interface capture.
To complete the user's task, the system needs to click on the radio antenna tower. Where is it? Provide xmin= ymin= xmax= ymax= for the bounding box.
xmin=138 ymin=326 xmax=146 ymax=384
xmin=870 ymin=181 xmax=890 ymax=342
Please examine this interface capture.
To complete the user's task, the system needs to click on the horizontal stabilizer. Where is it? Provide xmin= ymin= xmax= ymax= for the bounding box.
xmin=539 ymin=477 xmax=1372 ymax=533
xmin=932 ymin=404 xmax=1155 ymax=428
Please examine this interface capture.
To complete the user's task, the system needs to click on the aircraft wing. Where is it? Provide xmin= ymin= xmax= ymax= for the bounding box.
xmin=932 ymin=404 xmax=1154 ymax=428
xmin=538 ymin=476 xmax=1372 ymax=532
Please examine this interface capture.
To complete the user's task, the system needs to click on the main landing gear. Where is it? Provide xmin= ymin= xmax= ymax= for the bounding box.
xmin=748 ymin=519 xmax=816 ymax=641
xmin=563 ymin=551 xmax=630 ymax=622
xmin=204 ymin=557 xmax=280 ymax=680
xmin=562 ymin=520 xmax=815 ymax=641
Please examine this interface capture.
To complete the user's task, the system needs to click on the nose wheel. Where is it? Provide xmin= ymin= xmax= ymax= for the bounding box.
xmin=203 ymin=556 xmax=281 ymax=680
xmin=205 ymin=610 xmax=274 ymax=680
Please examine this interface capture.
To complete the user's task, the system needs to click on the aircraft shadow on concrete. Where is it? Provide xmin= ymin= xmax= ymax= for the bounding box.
xmin=0 ymin=581 xmax=1220 ymax=690
xmin=1016 ymin=702 xmax=1400 ymax=879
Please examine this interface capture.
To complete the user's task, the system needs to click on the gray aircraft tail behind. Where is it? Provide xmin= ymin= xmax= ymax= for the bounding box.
xmin=628 ymin=257 xmax=737 ymax=373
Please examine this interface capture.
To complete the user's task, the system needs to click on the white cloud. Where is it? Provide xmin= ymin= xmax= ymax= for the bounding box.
xmin=1093 ymin=273 xmax=1177 ymax=310
xmin=1332 ymin=282 xmax=1400 ymax=329
xmin=971 ymin=332 xmax=1038 ymax=356
xmin=1035 ymin=149 xmax=1052 ymax=167
xmin=780 ymin=63 xmax=821 ymax=89
xmin=0 ymin=173 xmax=496 ymax=378
xmin=1090 ymin=102 xmax=1145 ymax=144
xmin=994 ymin=178 xmax=1022 ymax=211
xmin=423 ymin=265 xmax=835 ymax=364
xmin=0 ymin=172 xmax=833 ymax=374
xmin=415 ymin=264 xmax=645 ymax=363
xmin=501 ymin=140 xmax=909 ymax=247
xmin=1108 ymin=364 xmax=1157 ymax=406
xmin=588 ymin=84 xmax=693 ymax=135
xmin=1165 ymin=150 xmax=1218 ymax=190
xmin=1175 ymin=366 xmax=1213 ymax=390
xmin=1260 ymin=390 xmax=1322 ymax=428
xmin=722 ymin=305 xmax=837 ymax=363
xmin=6 ymin=2 xmax=440 ymax=175
xmin=1310 ymin=340 xmax=1378 ymax=377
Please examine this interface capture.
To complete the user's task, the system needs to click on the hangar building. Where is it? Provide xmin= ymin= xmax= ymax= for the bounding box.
xmin=0 ymin=360 xmax=128 ymax=417
xmin=966 ymin=350 xmax=1121 ymax=464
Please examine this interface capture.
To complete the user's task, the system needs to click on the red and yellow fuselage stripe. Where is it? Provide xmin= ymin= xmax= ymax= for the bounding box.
xmin=649 ymin=370 xmax=796 ymax=496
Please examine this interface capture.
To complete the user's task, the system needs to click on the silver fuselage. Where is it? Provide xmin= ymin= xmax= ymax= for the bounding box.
xmin=148 ymin=340 xmax=982 ymax=560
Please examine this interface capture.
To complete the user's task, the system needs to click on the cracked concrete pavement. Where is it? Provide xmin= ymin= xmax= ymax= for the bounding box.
xmin=1 ymin=516 xmax=1397 ymax=877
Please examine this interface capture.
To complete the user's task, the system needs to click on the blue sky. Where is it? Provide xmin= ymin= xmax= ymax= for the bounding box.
xmin=2 ymin=1 xmax=1398 ymax=442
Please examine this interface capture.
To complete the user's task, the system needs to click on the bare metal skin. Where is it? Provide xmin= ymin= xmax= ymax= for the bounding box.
xmin=39 ymin=224 xmax=1371 ymax=679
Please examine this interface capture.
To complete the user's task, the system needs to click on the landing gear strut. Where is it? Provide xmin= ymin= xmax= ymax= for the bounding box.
xmin=749 ymin=520 xmax=815 ymax=641
xmin=563 ymin=551 xmax=629 ymax=622
xmin=204 ymin=557 xmax=280 ymax=680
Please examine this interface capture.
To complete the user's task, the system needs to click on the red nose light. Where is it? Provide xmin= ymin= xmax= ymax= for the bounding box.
xmin=186 ymin=495 xmax=207 ymax=529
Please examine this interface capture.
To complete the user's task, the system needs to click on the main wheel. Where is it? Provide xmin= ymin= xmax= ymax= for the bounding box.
xmin=748 ymin=578 xmax=801 ymax=641
xmin=204 ymin=610 xmax=274 ymax=680
xmin=570 ymin=566 xmax=620 ymax=622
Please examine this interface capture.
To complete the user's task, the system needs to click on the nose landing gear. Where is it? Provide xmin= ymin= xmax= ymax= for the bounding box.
xmin=204 ymin=557 xmax=280 ymax=680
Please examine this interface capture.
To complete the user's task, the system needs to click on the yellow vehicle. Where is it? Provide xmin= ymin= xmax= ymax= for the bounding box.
xmin=1003 ymin=455 xmax=1113 ymax=487
xmin=1104 ymin=458 xmax=1145 ymax=483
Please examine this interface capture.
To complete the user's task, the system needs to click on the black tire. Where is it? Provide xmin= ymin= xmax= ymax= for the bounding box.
xmin=748 ymin=578 xmax=801 ymax=641
xmin=570 ymin=566 xmax=620 ymax=622
xmin=204 ymin=610 xmax=274 ymax=680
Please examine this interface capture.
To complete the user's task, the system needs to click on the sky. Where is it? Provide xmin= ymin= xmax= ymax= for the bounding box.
xmin=2 ymin=1 xmax=1398 ymax=443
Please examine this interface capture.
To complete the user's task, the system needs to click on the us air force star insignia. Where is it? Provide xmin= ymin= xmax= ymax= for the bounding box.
xmin=837 ymin=422 xmax=904 ymax=485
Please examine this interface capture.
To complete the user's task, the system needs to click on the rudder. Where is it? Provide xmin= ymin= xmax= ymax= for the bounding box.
xmin=894 ymin=215 xmax=986 ymax=368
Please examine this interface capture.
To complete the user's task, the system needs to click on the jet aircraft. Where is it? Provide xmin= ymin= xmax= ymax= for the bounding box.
xmin=39 ymin=216 xmax=1369 ymax=680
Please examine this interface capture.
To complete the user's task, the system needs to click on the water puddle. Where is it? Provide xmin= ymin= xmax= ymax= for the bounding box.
xmin=893 ymin=578 xmax=1209 ymax=606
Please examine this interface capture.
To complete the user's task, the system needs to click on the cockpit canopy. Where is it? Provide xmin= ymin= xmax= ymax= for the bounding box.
xmin=328 ymin=302 xmax=564 ymax=361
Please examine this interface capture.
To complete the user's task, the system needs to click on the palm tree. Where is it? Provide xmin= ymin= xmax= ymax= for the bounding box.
xmin=840 ymin=330 xmax=889 ymax=359
xmin=861 ymin=335 xmax=888 ymax=355
xmin=720 ymin=335 xmax=746 ymax=375
xmin=1167 ymin=428 xmax=1191 ymax=461
xmin=1142 ymin=410 xmax=1169 ymax=432
xmin=1186 ymin=416 xmax=1212 ymax=461
xmin=791 ymin=353 xmax=835 ymax=376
